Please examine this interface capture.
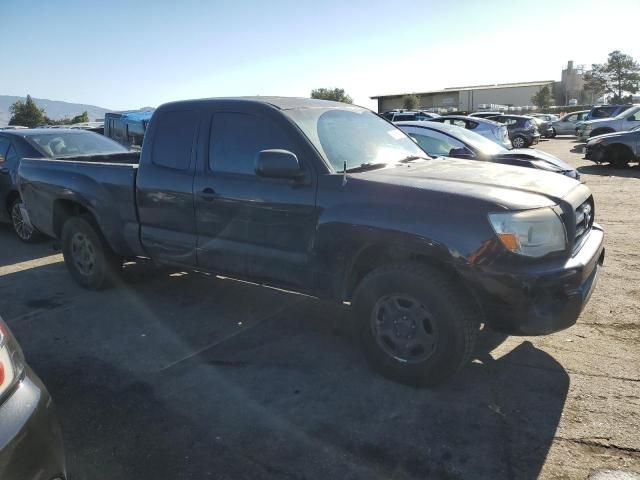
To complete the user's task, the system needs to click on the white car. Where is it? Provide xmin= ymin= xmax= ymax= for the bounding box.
xmin=424 ymin=115 xmax=511 ymax=149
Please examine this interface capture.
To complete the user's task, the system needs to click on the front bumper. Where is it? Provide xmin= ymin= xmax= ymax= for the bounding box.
xmin=465 ymin=224 xmax=605 ymax=335
xmin=0 ymin=368 xmax=66 ymax=480
xmin=584 ymin=143 xmax=605 ymax=163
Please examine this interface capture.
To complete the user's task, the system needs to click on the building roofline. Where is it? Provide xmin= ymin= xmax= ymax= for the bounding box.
xmin=370 ymin=80 xmax=556 ymax=99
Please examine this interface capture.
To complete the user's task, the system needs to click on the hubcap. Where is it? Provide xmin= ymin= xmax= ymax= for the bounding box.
xmin=513 ymin=137 xmax=525 ymax=148
xmin=371 ymin=294 xmax=438 ymax=363
xmin=71 ymin=232 xmax=97 ymax=276
xmin=11 ymin=202 xmax=33 ymax=241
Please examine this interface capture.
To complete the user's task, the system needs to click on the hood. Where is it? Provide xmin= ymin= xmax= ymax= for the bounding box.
xmin=587 ymin=130 xmax=630 ymax=142
xmin=355 ymin=158 xmax=581 ymax=210
xmin=584 ymin=117 xmax=616 ymax=126
xmin=498 ymin=148 xmax=576 ymax=172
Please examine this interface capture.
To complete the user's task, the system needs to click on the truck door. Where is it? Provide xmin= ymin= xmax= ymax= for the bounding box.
xmin=136 ymin=109 xmax=200 ymax=266
xmin=193 ymin=111 xmax=318 ymax=290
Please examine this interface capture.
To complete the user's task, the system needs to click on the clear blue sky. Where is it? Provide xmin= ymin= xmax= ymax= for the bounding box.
xmin=3 ymin=0 xmax=640 ymax=111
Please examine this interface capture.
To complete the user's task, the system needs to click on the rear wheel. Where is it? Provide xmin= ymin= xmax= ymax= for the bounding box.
xmin=352 ymin=263 xmax=480 ymax=386
xmin=511 ymin=135 xmax=527 ymax=148
xmin=608 ymin=145 xmax=632 ymax=169
xmin=61 ymin=216 xmax=121 ymax=289
xmin=10 ymin=199 xmax=40 ymax=243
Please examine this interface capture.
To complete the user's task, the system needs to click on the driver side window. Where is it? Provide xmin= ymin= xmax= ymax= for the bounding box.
xmin=565 ymin=114 xmax=577 ymax=123
xmin=629 ymin=111 xmax=640 ymax=121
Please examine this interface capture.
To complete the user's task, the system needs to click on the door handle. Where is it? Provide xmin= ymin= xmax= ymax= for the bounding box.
xmin=201 ymin=188 xmax=216 ymax=201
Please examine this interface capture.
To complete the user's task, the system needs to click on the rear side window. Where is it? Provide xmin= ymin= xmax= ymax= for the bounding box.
xmin=152 ymin=110 xmax=198 ymax=170
xmin=209 ymin=112 xmax=294 ymax=175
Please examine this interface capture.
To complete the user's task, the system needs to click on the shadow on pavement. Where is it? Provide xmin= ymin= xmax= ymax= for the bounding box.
xmin=4 ymin=259 xmax=569 ymax=480
xmin=578 ymin=163 xmax=640 ymax=178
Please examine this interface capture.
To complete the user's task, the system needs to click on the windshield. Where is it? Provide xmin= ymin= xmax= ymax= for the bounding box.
xmin=615 ymin=106 xmax=639 ymax=119
xmin=285 ymin=107 xmax=425 ymax=171
xmin=26 ymin=131 xmax=128 ymax=157
xmin=445 ymin=125 xmax=508 ymax=155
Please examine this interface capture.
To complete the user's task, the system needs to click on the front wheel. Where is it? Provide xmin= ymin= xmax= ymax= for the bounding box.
xmin=10 ymin=199 xmax=40 ymax=243
xmin=511 ymin=135 xmax=527 ymax=148
xmin=352 ymin=263 xmax=480 ymax=386
xmin=61 ymin=216 xmax=121 ymax=289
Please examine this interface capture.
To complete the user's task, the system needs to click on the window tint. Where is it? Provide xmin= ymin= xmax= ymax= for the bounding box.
xmin=209 ymin=112 xmax=294 ymax=175
xmin=152 ymin=110 xmax=198 ymax=170
xmin=0 ymin=138 xmax=10 ymax=161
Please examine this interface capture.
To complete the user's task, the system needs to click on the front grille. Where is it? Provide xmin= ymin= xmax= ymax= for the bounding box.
xmin=574 ymin=196 xmax=594 ymax=248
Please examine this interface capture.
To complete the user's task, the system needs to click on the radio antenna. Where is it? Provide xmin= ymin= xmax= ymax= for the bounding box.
xmin=342 ymin=161 xmax=347 ymax=186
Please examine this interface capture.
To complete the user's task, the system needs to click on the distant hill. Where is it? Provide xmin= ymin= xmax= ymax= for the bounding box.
xmin=0 ymin=95 xmax=113 ymax=126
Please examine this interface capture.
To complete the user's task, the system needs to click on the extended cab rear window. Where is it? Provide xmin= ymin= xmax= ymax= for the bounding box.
xmin=152 ymin=110 xmax=198 ymax=170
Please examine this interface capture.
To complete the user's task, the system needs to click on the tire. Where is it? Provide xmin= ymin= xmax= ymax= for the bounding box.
xmin=608 ymin=145 xmax=632 ymax=169
xmin=511 ymin=135 xmax=527 ymax=149
xmin=10 ymin=198 xmax=41 ymax=243
xmin=61 ymin=216 xmax=121 ymax=289
xmin=352 ymin=263 xmax=480 ymax=387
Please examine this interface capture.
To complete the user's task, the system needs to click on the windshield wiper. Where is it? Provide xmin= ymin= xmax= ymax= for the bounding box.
xmin=398 ymin=155 xmax=431 ymax=163
xmin=344 ymin=162 xmax=389 ymax=173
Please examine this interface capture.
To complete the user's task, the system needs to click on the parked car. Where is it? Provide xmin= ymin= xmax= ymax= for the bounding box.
xmin=531 ymin=114 xmax=559 ymax=122
xmin=529 ymin=116 xmax=554 ymax=138
xmin=19 ymin=97 xmax=604 ymax=386
xmin=0 ymin=128 xmax=132 ymax=241
xmin=584 ymin=125 xmax=640 ymax=167
xmin=585 ymin=104 xmax=634 ymax=121
xmin=487 ymin=115 xmax=540 ymax=148
xmin=426 ymin=115 xmax=511 ymax=149
xmin=577 ymin=105 xmax=640 ymax=140
xmin=0 ymin=315 xmax=66 ymax=479
xmin=382 ymin=110 xmax=440 ymax=122
xmin=469 ymin=111 xmax=503 ymax=118
xmin=397 ymin=121 xmax=579 ymax=179
xmin=550 ymin=110 xmax=590 ymax=136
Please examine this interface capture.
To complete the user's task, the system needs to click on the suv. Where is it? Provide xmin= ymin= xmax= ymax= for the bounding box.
xmin=586 ymin=104 xmax=634 ymax=121
xmin=578 ymin=105 xmax=640 ymax=140
xmin=383 ymin=110 xmax=439 ymax=122
xmin=487 ymin=115 xmax=540 ymax=148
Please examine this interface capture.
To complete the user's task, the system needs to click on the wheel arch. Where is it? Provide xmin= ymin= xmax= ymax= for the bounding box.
xmin=343 ymin=243 xmax=481 ymax=310
xmin=52 ymin=199 xmax=95 ymax=238
xmin=4 ymin=190 xmax=20 ymax=214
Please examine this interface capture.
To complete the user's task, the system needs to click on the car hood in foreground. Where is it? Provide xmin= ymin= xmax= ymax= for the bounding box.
xmin=356 ymin=158 xmax=582 ymax=210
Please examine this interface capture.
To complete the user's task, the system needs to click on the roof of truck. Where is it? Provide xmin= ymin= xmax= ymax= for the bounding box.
xmin=159 ymin=96 xmax=359 ymax=111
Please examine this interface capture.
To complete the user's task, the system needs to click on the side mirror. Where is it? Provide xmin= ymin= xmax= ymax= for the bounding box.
xmin=255 ymin=149 xmax=303 ymax=179
xmin=449 ymin=147 xmax=474 ymax=158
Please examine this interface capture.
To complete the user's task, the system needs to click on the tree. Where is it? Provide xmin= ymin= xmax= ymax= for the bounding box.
xmin=585 ymin=50 xmax=640 ymax=104
xmin=9 ymin=95 xmax=45 ymax=127
xmin=310 ymin=88 xmax=353 ymax=104
xmin=403 ymin=94 xmax=420 ymax=110
xmin=71 ymin=111 xmax=90 ymax=124
xmin=531 ymin=86 xmax=552 ymax=109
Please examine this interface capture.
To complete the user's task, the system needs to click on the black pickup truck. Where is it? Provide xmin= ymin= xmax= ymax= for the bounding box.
xmin=18 ymin=97 xmax=605 ymax=385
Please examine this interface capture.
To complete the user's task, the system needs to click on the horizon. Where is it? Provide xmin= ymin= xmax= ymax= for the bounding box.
xmin=3 ymin=0 xmax=640 ymax=112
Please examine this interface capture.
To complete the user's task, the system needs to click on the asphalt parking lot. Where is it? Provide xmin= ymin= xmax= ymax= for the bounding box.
xmin=0 ymin=136 xmax=638 ymax=480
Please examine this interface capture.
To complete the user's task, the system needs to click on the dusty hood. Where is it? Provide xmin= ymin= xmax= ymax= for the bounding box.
xmin=355 ymin=158 xmax=583 ymax=210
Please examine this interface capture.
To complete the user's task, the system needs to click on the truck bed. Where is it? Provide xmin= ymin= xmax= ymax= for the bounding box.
xmin=18 ymin=155 xmax=143 ymax=257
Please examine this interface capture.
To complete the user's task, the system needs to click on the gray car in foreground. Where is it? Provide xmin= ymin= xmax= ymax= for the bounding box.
xmin=0 ymin=316 xmax=66 ymax=479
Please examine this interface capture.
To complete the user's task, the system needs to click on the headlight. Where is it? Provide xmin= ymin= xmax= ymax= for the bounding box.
xmin=0 ymin=319 xmax=25 ymax=398
xmin=488 ymin=207 xmax=567 ymax=257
